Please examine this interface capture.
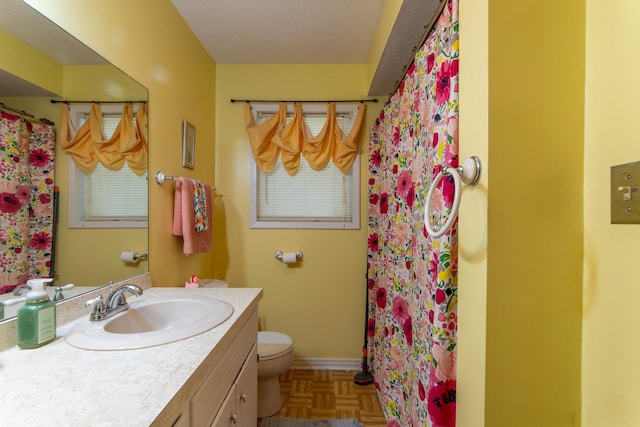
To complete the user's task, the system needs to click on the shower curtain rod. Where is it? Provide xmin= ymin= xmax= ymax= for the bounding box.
xmin=0 ymin=102 xmax=55 ymax=126
xmin=50 ymin=99 xmax=147 ymax=105
xmin=230 ymin=98 xmax=378 ymax=104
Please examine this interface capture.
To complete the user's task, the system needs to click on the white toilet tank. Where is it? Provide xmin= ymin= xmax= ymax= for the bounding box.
xmin=200 ymin=279 xmax=228 ymax=288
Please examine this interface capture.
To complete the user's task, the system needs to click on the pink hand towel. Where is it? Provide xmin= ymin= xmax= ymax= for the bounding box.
xmin=172 ymin=177 xmax=213 ymax=255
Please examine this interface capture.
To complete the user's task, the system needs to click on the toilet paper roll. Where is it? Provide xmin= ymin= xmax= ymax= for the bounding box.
xmin=282 ymin=252 xmax=298 ymax=264
xmin=120 ymin=250 xmax=140 ymax=263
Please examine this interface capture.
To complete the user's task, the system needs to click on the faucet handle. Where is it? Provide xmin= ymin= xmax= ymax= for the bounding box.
xmin=85 ymin=294 xmax=104 ymax=311
xmin=86 ymin=295 xmax=106 ymax=321
xmin=53 ymin=283 xmax=75 ymax=302
xmin=85 ymin=294 xmax=103 ymax=307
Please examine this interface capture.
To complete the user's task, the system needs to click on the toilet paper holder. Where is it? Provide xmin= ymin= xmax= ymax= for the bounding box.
xmin=274 ymin=250 xmax=303 ymax=262
xmin=120 ymin=250 xmax=149 ymax=263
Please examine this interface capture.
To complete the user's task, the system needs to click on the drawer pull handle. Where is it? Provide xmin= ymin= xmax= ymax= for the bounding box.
xmin=230 ymin=413 xmax=238 ymax=424
xmin=239 ymin=393 xmax=247 ymax=403
xmin=170 ymin=413 xmax=182 ymax=427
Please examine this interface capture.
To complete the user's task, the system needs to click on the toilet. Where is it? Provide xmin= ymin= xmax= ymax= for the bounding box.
xmin=199 ymin=278 xmax=229 ymax=288
xmin=199 ymin=279 xmax=294 ymax=418
xmin=257 ymin=331 xmax=294 ymax=418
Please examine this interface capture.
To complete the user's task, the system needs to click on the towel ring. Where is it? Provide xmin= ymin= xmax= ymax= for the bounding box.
xmin=424 ymin=156 xmax=481 ymax=238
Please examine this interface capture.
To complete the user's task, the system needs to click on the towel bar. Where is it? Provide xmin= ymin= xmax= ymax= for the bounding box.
xmin=155 ymin=171 xmax=175 ymax=184
xmin=155 ymin=171 xmax=217 ymax=192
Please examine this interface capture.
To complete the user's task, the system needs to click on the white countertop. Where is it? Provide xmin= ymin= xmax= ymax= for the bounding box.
xmin=0 ymin=287 xmax=262 ymax=426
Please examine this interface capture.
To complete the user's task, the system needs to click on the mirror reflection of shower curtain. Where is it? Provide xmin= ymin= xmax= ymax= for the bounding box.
xmin=0 ymin=112 xmax=55 ymax=294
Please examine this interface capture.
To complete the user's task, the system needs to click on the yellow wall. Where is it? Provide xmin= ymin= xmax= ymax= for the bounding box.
xmin=457 ymin=0 xmax=489 ymax=423
xmin=583 ymin=1 xmax=640 ymax=425
xmin=25 ymin=0 xmax=217 ymax=286
xmin=62 ymin=65 xmax=147 ymax=101
xmin=485 ymin=1 xmax=585 ymax=425
xmin=366 ymin=0 xmax=403 ymax=90
xmin=0 ymin=28 xmax=61 ymax=95
xmin=215 ymin=64 xmax=378 ymax=358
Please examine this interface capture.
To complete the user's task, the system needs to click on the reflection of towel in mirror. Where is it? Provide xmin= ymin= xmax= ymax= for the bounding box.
xmin=172 ymin=177 xmax=212 ymax=255
xmin=191 ymin=178 xmax=208 ymax=232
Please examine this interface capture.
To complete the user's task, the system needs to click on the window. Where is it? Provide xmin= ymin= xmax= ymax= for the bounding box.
xmin=67 ymin=104 xmax=148 ymax=229
xmin=250 ymin=103 xmax=360 ymax=229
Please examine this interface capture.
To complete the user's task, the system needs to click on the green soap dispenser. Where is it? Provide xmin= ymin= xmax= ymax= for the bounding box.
xmin=17 ymin=278 xmax=56 ymax=349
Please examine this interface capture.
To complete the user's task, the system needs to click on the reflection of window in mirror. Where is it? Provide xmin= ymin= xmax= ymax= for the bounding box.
xmin=68 ymin=104 xmax=148 ymax=229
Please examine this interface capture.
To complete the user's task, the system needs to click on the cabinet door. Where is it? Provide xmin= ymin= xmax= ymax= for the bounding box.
xmin=235 ymin=344 xmax=258 ymax=427
xmin=191 ymin=311 xmax=257 ymax=426
xmin=210 ymin=344 xmax=258 ymax=427
xmin=210 ymin=384 xmax=237 ymax=427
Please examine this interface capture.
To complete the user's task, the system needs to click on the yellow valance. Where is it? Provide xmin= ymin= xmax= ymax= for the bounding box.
xmin=59 ymin=103 xmax=148 ymax=176
xmin=245 ymin=102 xmax=365 ymax=176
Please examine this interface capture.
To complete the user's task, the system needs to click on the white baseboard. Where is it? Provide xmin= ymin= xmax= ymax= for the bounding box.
xmin=289 ymin=358 xmax=362 ymax=371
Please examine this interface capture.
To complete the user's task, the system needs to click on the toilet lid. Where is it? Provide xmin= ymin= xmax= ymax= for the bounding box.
xmin=258 ymin=331 xmax=293 ymax=360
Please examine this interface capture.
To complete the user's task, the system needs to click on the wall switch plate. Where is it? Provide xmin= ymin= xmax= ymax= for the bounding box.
xmin=611 ymin=161 xmax=640 ymax=224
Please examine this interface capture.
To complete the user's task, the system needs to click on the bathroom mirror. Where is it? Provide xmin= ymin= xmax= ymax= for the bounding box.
xmin=0 ymin=0 xmax=149 ymax=321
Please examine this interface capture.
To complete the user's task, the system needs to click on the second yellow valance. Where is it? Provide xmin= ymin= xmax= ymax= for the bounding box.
xmin=245 ymin=102 xmax=365 ymax=176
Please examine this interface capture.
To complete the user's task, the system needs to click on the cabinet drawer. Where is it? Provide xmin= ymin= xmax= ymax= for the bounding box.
xmin=190 ymin=311 xmax=257 ymax=426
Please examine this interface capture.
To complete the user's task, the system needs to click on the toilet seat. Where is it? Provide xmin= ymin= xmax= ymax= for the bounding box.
xmin=258 ymin=331 xmax=293 ymax=361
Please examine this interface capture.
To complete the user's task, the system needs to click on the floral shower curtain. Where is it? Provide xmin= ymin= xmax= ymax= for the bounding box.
xmin=0 ymin=112 xmax=56 ymax=294
xmin=367 ymin=0 xmax=459 ymax=426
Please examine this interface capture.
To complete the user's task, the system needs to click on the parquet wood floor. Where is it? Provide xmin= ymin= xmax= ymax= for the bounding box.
xmin=260 ymin=369 xmax=387 ymax=427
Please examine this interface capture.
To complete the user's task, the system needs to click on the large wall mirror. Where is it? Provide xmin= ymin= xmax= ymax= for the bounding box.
xmin=0 ymin=0 xmax=149 ymax=321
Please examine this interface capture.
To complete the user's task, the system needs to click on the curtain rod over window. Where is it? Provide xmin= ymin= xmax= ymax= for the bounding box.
xmin=50 ymin=99 xmax=147 ymax=105
xmin=230 ymin=98 xmax=377 ymax=104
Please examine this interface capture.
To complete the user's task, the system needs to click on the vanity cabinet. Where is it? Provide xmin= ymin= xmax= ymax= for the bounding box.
xmin=189 ymin=311 xmax=258 ymax=427
xmin=1 ymin=287 xmax=263 ymax=427
xmin=210 ymin=344 xmax=257 ymax=427
xmin=169 ymin=402 xmax=190 ymax=427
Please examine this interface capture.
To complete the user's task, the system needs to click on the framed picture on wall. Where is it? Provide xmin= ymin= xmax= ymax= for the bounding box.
xmin=182 ymin=120 xmax=196 ymax=169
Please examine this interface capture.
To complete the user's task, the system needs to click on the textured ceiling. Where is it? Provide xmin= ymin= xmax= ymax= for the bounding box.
xmin=0 ymin=0 xmax=444 ymax=97
xmin=170 ymin=0 xmax=385 ymax=64
xmin=171 ymin=0 xmax=444 ymax=95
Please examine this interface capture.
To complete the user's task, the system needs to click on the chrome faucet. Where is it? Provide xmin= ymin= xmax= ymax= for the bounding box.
xmin=86 ymin=283 xmax=143 ymax=322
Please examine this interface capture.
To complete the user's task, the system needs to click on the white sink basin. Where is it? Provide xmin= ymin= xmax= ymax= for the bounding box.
xmin=65 ymin=295 xmax=233 ymax=350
